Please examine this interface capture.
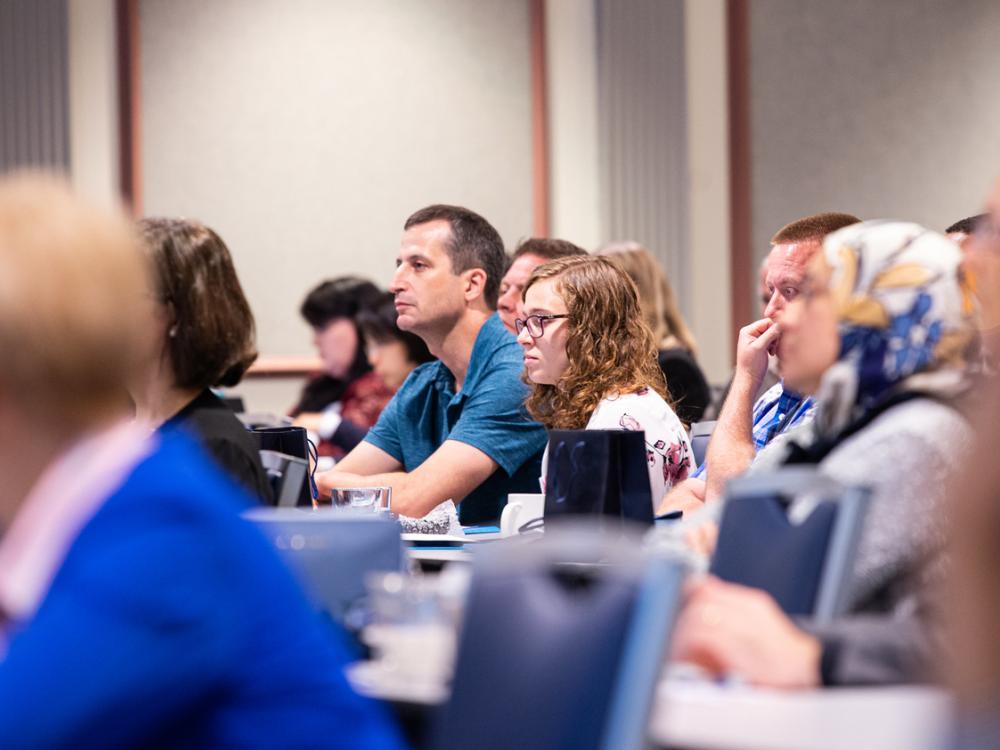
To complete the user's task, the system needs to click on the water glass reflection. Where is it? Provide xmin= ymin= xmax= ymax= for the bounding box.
xmin=316 ymin=486 xmax=392 ymax=512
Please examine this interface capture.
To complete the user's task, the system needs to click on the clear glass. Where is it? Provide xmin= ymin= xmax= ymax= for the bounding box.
xmin=314 ymin=486 xmax=392 ymax=512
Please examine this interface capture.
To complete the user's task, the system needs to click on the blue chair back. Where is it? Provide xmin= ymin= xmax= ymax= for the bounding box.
xmin=431 ymin=528 xmax=682 ymax=750
xmin=709 ymin=470 xmax=870 ymax=620
xmin=689 ymin=420 xmax=716 ymax=467
xmin=244 ymin=508 xmax=404 ymax=622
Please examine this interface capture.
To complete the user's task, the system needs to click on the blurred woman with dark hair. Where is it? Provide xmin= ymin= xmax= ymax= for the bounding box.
xmin=291 ymin=277 xmax=393 ymax=459
xmin=132 ymin=217 xmax=272 ymax=502
xmin=311 ymin=293 xmax=436 ymax=455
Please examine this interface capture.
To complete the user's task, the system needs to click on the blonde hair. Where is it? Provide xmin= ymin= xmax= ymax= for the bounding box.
xmin=522 ymin=256 xmax=668 ymax=430
xmin=0 ymin=173 xmax=149 ymax=430
xmin=598 ymin=242 xmax=698 ymax=355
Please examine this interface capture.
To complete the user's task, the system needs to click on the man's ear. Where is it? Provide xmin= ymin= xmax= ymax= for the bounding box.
xmin=462 ymin=267 xmax=488 ymax=304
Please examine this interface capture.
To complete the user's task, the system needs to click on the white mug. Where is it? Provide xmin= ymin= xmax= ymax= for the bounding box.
xmin=500 ymin=493 xmax=545 ymax=537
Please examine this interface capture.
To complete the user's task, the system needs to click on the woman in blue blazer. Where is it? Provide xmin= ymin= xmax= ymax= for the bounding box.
xmin=0 ymin=175 xmax=404 ymax=750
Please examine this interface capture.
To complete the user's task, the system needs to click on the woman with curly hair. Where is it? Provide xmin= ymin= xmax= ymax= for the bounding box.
xmin=517 ymin=255 xmax=693 ymax=504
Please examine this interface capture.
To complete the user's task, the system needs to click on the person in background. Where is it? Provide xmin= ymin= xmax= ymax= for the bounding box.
xmin=0 ymin=174 xmax=404 ymax=749
xmin=319 ymin=293 xmax=436 ymax=453
xmin=496 ymin=237 xmax=587 ymax=335
xmin=598 ymin=242 xmax=711 ymax=424
xmin=133 ymin=217 xmax=272 ymax=503
xmin=671 ymin=220 xmax=976 ymax=687
xmin=658 ymin=211 xmax=860 ymax=516
xmin=291 ymin=277 xmax=392 ymax=459
xmin=704 ymin=256 xmax=783 ymax=421
xmin=317 ymin=205 xmax=548 ymax=524
xmin=518 ymin=255 xmax=693 ymax=504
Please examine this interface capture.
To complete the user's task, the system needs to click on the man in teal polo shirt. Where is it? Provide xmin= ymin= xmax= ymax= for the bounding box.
xmin=317 ymin=205 xmax=547 ymax=524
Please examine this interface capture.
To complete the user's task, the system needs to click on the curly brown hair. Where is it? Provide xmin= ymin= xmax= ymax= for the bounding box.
xmin=522 ymin=256 xmax=669 ymax=429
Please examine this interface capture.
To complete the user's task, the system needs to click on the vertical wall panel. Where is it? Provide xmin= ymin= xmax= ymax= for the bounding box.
xmin=0 ymin=0 xmax=70 ymax=173
xmin=596 ymin=0 xmax=690 ymax=314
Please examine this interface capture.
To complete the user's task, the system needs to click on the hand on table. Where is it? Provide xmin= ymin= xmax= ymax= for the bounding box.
xmin=671 ymin=576 xmax=822 ymax=689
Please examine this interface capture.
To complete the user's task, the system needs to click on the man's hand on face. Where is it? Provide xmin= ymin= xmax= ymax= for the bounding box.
xmin=734 ymin=317 xmax=781 ymax=393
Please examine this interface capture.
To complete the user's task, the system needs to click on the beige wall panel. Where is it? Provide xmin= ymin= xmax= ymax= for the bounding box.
xmin=140 ymin=0 xmax=534 ymax=361
xmin=750 ymin=0 xmax=1000 ymax=267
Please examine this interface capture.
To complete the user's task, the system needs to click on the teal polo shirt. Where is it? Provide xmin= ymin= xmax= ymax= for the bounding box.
xmin=364 ymin=314 xmax=546 ymax=524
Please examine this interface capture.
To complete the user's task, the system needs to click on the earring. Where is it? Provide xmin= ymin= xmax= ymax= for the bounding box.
xmin=169 ymin=325 xmax=178 ymax=338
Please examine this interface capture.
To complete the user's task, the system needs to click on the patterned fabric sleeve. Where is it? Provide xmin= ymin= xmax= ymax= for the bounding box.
xmin=586 ymin=389 xmax=693 ymax=508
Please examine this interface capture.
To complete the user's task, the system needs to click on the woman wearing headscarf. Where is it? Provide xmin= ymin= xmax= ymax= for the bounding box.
xmin=668 ymin=220 xmax=978 ymax=688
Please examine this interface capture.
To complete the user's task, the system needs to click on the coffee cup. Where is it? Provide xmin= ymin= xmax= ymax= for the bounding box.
xmin=499 ymin=492 xmax=545 ymax=536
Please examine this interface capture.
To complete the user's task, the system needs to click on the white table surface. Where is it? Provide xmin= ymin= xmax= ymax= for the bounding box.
xmin=649 ymin=678 xmax=951 ymax=750
xmin=347 ymin=660 xmax=952 ymax=750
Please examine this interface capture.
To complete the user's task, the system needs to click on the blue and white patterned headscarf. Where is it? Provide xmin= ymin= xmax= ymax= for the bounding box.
xmin=813 ymin=220 xmax=977 ymax=439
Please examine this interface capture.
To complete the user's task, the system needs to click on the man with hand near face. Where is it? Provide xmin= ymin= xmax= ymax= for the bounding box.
xmin=317 ymin=205 xmax=547 ymax=524
xmin=659 ymin=212 xmax=860 ymax=514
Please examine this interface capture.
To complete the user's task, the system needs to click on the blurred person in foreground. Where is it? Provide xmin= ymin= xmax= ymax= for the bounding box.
xmin=291 ymin=277 xmax=392 ymax=459
xmin=0 ymin=175 xmax=404 ymax=749
xmin=658 ymin=212 xmax=860 ymax=516
xmin=496 ymin=237 xmax=587 ymax=335
xmin=132 ymin=218 xmax=272 ymax=502
xmin=518 ymin=255 xmax=693 ymax=504
xmin=946 ymin=172 xmax=1000 ymax=749
xmin=954 ymin=180 xmax=1000 ymax=369
xmin=598 ymin=241 xmax=711 ymax=424
xmin=317 ymin=205 xmax=547 ymax=523
xmin=669 ymin=220 xmax=977 ymax=687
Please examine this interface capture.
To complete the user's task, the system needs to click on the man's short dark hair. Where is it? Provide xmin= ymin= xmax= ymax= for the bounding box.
xmin=946 ymin=214 xmax=988 ymax=236
xmin=771 ymin=212 xmax=861 ymax=244
xmin=299 ymin=276 xmax=382 ymax=329
xmin=511 ymin=237 xmax=588 ymax=263
xmin=404 ymin=204 xmax=506 ymax=309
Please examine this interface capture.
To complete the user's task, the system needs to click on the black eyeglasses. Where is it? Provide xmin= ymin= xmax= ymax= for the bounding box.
xmin=515 ymin=314 xmax=568 ymax=338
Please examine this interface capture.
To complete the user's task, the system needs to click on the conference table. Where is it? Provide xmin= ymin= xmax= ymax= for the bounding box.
xmin=389 ymin=530 xmax=954 ymax=748
xmin=348 ymin=658 xmax=951 ymax=750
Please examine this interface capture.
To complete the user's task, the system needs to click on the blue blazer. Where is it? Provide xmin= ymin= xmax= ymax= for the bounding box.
xmin=0 ymin=432 xmax=404 ymax=750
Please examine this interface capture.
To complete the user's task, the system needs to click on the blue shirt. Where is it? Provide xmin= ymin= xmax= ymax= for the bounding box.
xmin=366 ymin=315 xmax=547 ymax=524
xmin=691 ymin=382 xmax=815 ymax=480
xmin=0 ymin=432 xmax=403 ymax=750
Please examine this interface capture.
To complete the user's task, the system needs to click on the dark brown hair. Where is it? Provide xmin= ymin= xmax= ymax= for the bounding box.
xmin=139 ymin=218 xmax=258 ymax=389
xmin=946 ymin=214 xmax=988 ymax=236
xmin=771 ymin=212 xmax=861 ymax=244
xmin=522 ymin=256 xmax=668 ymax=429
xmin=404 ymin=204 xmax=506 ymax=309
xmin=300 ymin=276 xmax=382 ymax=329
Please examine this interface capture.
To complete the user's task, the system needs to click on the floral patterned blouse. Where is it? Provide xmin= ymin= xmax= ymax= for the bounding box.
xmin=540 ymin=387 xmax=693 ymax=509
